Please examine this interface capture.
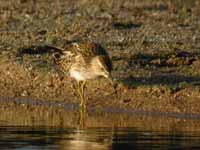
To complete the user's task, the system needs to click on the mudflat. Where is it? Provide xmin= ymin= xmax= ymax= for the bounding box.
xmin=0 ymin=0 xmax=200 ymax=115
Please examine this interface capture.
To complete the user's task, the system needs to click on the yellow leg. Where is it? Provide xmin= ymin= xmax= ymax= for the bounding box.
xmin=81 ymin=81 xmax=86 ymax=100
xmin=76 ymin=81 xmax=87 ymax=128
xmin=77 ymin=81 xmax=84 ymax=107
xmin=81 ymin=81 xmax=87 ymax=109
xmin=79 ymin=105 xmax=86 ymax=128
xmin=77 ymin=81 xmax=87 ymax=109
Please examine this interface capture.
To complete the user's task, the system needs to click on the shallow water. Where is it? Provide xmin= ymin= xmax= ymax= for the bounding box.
xmin=0 ymin=126 xmax=200 ymax=150
xmin=0 ymin=98 xmax=200 ymax=149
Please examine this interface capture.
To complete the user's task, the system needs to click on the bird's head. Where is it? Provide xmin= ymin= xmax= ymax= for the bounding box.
xmin=91 ymin=55 xmax=113 ymax=82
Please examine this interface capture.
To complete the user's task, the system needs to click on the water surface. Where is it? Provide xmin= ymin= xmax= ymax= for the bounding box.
xmin=0 ymin=98 xmax=200 ymax=149
xmin=0 ymin=126 xmax=200 ymax=150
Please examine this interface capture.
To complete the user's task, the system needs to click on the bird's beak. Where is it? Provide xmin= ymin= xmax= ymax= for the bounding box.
xmin=106 ymin=74 xmax=114 ymax=85
xmin=103 ymin=71 xmax=115 ymax=86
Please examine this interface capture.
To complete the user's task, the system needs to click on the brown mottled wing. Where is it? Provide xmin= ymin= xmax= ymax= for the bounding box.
xmin=69 ymin=42 xmax=112 ymax=71
xmin=71 ymin=42 xmax=108 ymax=58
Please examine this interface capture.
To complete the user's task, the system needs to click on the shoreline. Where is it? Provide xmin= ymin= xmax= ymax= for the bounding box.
xmin=0 ymin=0 xmax=200 ymax=120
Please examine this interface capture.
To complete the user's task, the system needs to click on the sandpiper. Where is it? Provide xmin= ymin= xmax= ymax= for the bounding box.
xmin=56 ymin=41 xmax=113 ymax=108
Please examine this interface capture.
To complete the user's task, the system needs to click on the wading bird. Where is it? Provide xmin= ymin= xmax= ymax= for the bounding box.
xmin=56 ymin=41 xmax=113 ymax=108
xmin=17 ymin=41 xmax=114 ymax=108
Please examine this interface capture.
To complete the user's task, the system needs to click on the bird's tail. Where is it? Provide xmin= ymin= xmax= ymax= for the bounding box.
xmin=16 ymin=45 xmax=65 ymax=58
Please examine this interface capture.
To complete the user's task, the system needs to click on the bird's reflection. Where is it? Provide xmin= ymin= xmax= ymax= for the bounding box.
xmin=56 ymin=107 xmax=111 ymax=150
xmin=59 ymin=128 xmax=112 ymax=150
xmin=59 ymin=135 xmax=110 ymax=150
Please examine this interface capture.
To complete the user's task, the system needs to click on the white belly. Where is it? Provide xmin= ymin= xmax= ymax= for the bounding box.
xmin=70 ymin=70 xmax=86 ymax=81
xmin=69 ymin=68 xmax=98 ymax=81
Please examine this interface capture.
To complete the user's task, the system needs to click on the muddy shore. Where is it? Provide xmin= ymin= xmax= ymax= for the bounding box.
xmin=1 ymin=0 xmax=200 ymax=118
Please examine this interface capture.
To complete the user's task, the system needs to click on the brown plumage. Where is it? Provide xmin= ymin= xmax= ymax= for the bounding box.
xmin=56 ymin=41 xmax=113 ymax=107
xmin=17 ymin=41 xmax=113 ymax=108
